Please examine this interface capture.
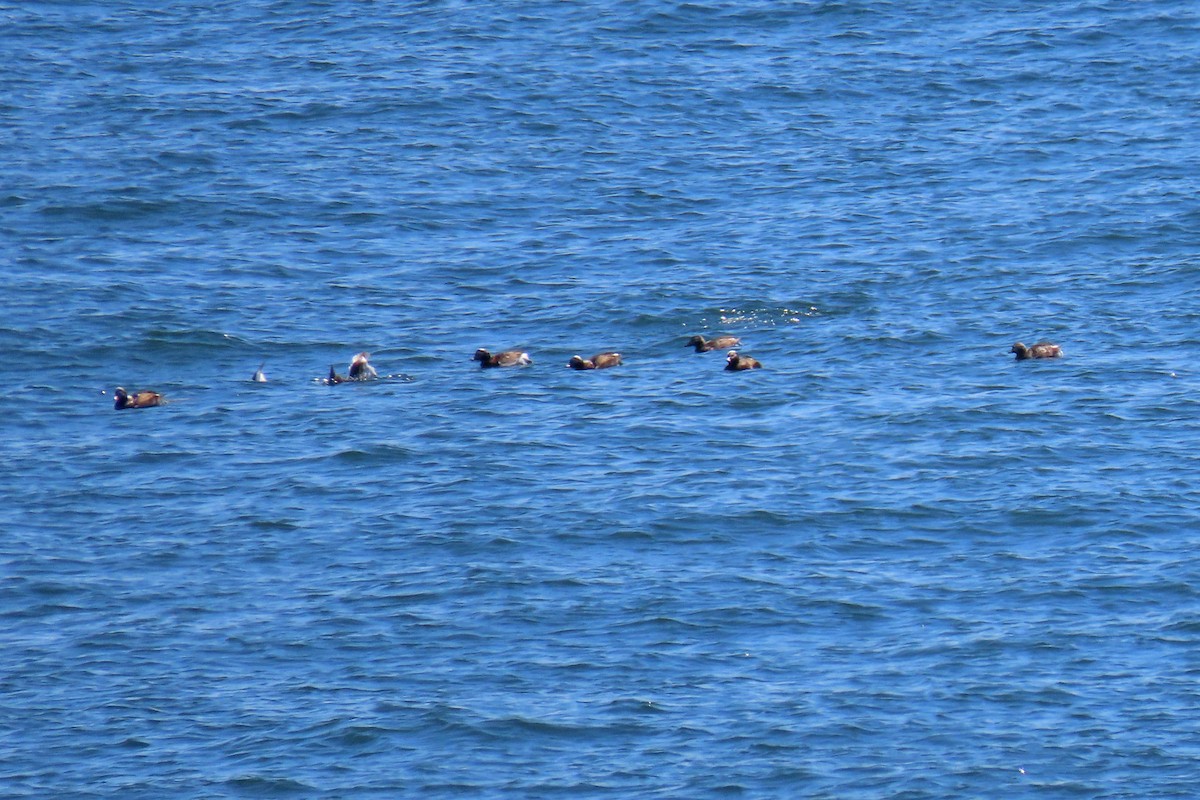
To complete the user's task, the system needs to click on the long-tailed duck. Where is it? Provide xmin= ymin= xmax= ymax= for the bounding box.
xmin=567 ymin=352 xmax=622 ymax=370
xmin=1010 ymin=342 xmax=1063 ymax=360
xmin=724 ymin=350 xmax=762 ymax=371
xmin=473 ymin=348 xmax=532 ymax=368
xmin=113 ymin=387 xmax=163 ymax=409
xmin=687 ymin=334 xmax=741 ymax=352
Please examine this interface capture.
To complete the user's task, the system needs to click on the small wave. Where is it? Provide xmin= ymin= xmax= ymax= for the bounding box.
xmin=3 ymin=602 xmax=88 ymax=620
xmin=480 ymin=714 xmax=620 ymax=739
xmin=603 ymin=697 xmax=670 ymax=715
xmin=331 ymin=443 xmax=417 ymax=463
xmin=38 ymin=196 xmax=180 ymax=222
xmin=143 ymin=328 xmax=250 ymax=350
xmin=222 ymin=775 xmax=316 ymax=795
xmin=246 ymin=518 xmax=302 ymax=531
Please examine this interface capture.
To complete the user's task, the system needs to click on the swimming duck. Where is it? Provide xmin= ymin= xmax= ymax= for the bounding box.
xmin=567 ymin=352 xmax=622 ymax=370
xmin=1011 ymin=342 xmax=1063 ymax=360
xmin=473 ymin=348 xmax=532 ymax=368
xmin=687 ymin=334 xmax=741 ymax=352
xmin=325 ymin=352 xmax=379 ymax=384
xmin=113 ymin=387 xmax=163 ymax=409
xmin=724 ymin=350 xmax=762 ymax=371
xmin=348 ymin=351 xmax=378 ymax=380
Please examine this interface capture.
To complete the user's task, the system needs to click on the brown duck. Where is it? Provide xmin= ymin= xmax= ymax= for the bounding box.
xmin=724 ymin=350 xmax=762 ymax=371
xmin=1010 ymin=342 xmax=1063 ymax=360
xmin=473 ymin=348 xmax=532 ymax=368
xmin=113 ymin=387 xmax=163 ymax=409
xmin=687 ymin=334 xmax=741 ymax=352
xmin=567 ymin=352 xmax=622 ymax=370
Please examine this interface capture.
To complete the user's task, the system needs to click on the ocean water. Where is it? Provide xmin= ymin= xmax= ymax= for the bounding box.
xmin=4 ymin=0 xmax=1200 ymax=796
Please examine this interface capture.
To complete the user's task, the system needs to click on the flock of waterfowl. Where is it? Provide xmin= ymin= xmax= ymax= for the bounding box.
xmin=109 ymin=335 xmax=1062 ymax=409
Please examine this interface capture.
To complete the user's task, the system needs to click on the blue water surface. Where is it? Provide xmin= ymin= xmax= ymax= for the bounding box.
xmin=3 ymin=1 xmax=1200 ymax=797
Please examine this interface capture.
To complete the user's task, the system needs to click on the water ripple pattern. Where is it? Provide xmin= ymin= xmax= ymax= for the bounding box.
xmin=3 ymin=1 xmax=1200 ymax=797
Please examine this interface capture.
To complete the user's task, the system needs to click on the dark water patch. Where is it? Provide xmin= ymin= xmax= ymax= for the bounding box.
xmin=329 ymin=442 xmax=416 ymax=464
xmin=479 ymin=715 xmax=625 ymax=741
xmin=4 ymin=601 xmax=89 ymax=621
xmin=246 ymin=518 xmax=302 ymax=531
xmin=222 ymin=775 xmax=317 ymax=796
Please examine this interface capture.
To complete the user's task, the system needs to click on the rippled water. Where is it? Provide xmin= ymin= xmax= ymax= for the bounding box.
xmin=4 ymin=1 xmax=1200 ymax=797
